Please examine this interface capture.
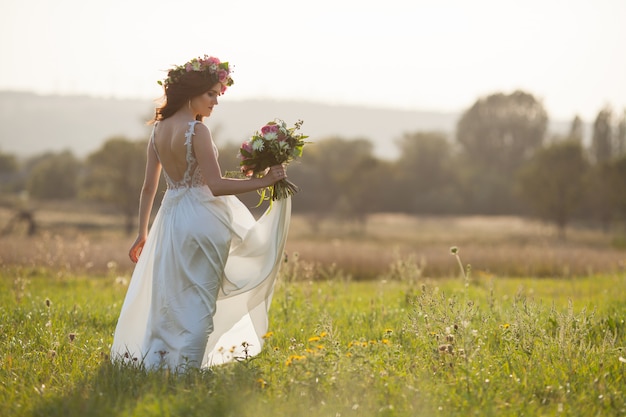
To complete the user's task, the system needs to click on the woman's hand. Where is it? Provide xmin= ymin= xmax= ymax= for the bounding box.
xmin=265 ymin=165 xmax=287 ymax=186
xmin=129 ymin=235 xmax=147 ymax=263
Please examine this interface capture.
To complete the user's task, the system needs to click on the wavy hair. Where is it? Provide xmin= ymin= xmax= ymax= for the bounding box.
xmin=153 ymin=71 xmax=219 ymax=122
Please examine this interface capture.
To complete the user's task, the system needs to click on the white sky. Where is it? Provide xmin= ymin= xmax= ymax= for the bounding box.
xmin=1 ymin=0 xmax=625 ymax=121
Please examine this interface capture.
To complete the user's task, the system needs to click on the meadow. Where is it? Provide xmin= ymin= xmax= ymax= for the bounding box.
xmin=1 ymin=203 xmax=626 ymax=416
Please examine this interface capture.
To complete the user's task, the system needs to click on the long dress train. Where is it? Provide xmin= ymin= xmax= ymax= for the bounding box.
xmin=110 ymin=121 xmax=290 ymax=370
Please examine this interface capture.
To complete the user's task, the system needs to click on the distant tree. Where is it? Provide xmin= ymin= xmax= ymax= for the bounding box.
xmin=457 ymin=90 xmax=548 ymax=171
xmin=393 ymin=131 xmax=460 ymax=214
xmin=456 ymin=90 xmax=548 ymax=214
xmin=583 ymin=163 xmax=614 ymax=232
xmin=0 ymin=151 xmax=18 ymax=192
xmin=0 ymin=151 xmax=17 ymax=174
xmin=582 ymin=107 xmax=617 ymax=231
xmin=569 ymin=115 xmax=584 ymax=144
xmin=517 ymin=140 xmax=588 ymax=238
xmin=27 ymin=150 xmax=81 ymax=200
xmin=591 ymin=107 xmax=613 ymax=163
xmin=288 ymin=137 xmax=379 ymax=227
xmin=616 ymin=110 xmax=626 ymax=158
xmin=82 ymin=137 xmax=147 ymax=235
xmin=609 ymin=155 xmax=626 ymax=222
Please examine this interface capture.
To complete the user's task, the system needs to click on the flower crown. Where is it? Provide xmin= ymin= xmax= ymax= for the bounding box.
xmin=158 ymin=55 xmax=234 ymax=93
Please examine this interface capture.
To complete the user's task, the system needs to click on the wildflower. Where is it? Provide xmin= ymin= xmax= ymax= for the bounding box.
xmin=45 ymin=298 xmax=51 ymax=308
xmin=619 ymin=356 xmax=626 ymax=364
xmin=381 ymin=339 xmax=390 ymax=345
xmin=384 ymin=328 xmax=393 ymax=334
xmin=502 ymin=323 xmax=510 ymax=329
xmin=319 ymin=331 xmax=328 ymax=338
xmin=308 ymin=336 xmax=321 ymax=343
xmin=257 ymin=378 xmax=267 ymax=388
xmin=449 ymin=246 xmax=459 ymax=255
xmin=285 ymin=354 xmax=306 ymax=366
xmin=68 ymin=333 xmax=76 ymax=342
xmin=316 ymin=345 xmax=325 ymax=350
xmin=115 ymin=276 xmax=128 ymax=286
xmin=346 ymin=352 xmax=352 ymax=357
xmin=438 ymin=344 xmax=453 ymax=354
xmin=262 ymin=331 xmax=274 ymax=339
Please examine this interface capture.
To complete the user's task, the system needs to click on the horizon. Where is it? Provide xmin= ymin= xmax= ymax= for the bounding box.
xmin=1 ymin=0 xmax=625 ymax=123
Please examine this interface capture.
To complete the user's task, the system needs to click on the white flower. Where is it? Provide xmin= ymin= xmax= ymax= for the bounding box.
xmin=263 ymin=132 xmax=278 ymax=141
xmin=252 ymin=138 xmax=265 ymax=151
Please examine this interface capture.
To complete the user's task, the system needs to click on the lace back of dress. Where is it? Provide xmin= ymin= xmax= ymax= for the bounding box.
xmin=152 ymin=121 xmax=206 ymax=189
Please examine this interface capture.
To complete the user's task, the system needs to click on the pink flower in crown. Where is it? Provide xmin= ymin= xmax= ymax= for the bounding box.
xmin=205 ymin=56 xmax=221 ymax=65
xmin=217 ymin=69 xmax=228 ymax=83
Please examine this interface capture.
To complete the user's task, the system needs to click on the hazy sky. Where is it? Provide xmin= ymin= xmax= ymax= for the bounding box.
xmin=1 ymin=0 xmax=625 ymax=121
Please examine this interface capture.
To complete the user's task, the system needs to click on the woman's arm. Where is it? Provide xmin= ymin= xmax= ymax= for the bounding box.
xmin=193 ymin=123 xmax=285 ymax=196
xmin=129 ymin=142 xmax=162 ymax=262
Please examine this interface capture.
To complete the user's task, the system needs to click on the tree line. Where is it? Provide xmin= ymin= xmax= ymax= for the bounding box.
xmin=1 ymin=90 xmax=625 ymax=237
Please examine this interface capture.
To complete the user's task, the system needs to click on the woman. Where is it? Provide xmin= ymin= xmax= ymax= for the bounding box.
xmin=110 ymin=55 xmax=290 ymax=370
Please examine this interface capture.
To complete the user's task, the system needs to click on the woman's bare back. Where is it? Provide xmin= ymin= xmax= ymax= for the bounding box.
xmin=152 ymin=118 xmax=198 ymax=183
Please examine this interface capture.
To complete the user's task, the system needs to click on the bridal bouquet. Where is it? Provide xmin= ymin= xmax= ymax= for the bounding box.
xmin=238 ymin=119 xmax=308 ymax=204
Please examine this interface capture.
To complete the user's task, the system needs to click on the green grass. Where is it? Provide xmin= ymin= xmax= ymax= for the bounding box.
xmin=1 ymin=266 xmax=625 ymax=417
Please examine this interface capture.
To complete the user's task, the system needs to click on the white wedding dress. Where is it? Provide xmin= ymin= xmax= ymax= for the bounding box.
xmin=110 ymin=121 xmax=290 ymax=370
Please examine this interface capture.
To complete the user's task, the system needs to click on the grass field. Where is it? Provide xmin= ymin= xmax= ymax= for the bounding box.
xmin=1 ymin=264 xmax=625 ymax=416
xmin=1 ymin=203 xmax=626 ymax=416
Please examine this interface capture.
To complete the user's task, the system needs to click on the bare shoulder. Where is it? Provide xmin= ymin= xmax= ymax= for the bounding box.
xmin=192 ymin=122 xmax=212 ymax=140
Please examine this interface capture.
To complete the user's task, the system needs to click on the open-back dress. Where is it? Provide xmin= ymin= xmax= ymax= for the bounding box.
xmin=110 ymin=121 xmax=290 ymax=370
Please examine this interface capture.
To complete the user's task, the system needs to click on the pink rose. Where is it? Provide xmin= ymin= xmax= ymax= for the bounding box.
xmin=217 ymin=69 xmax=228 ymax=82
xmin=261 ymin=124 xmax=279 ymax=135
xmin=241 ymin=141 xmax=253 ymax=154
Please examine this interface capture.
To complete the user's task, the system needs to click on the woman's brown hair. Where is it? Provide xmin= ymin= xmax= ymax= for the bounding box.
xmin=153 ymin=71 xmax=219 ymax=122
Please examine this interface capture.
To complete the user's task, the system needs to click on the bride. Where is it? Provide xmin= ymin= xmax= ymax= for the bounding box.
xmin=110 ymin=55 xmax=290 ymax=370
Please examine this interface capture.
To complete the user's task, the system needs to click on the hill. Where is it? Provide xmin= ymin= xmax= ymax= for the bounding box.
xmin=0 ymin=91 xmax=572 ymax=160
